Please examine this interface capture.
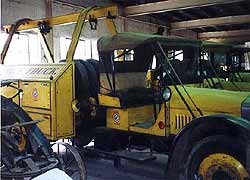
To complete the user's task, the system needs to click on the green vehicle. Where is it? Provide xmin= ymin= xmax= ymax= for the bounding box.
xmin=230 ymin=45 xmax=250 ymax=82
xmin=201 ymin=41 xmax=250 ymax=91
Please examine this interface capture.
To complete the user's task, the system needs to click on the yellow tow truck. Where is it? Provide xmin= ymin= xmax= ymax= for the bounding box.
xmin=1 ymin=5 xmax=250 ymax=180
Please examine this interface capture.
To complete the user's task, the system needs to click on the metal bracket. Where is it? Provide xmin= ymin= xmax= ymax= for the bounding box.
xmin=89 ymin=15 xmax=98 ymax=30
xmin=107 ymin=11 xmax=116 ymax=19
xmin=37 ymin=21 xmax=51 ymax=35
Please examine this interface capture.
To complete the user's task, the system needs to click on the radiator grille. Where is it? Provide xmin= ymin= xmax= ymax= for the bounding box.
xmin=175 ymin=114 xmax=192 ymax=130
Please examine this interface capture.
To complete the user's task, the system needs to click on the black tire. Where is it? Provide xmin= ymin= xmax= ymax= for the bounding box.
xmin=86 ymin=59 xmax=99 ymax=77
xmin=167 ymin=135 xmax=248 ymax=180
xmin=74 ymin=59 xmax=100 ymax=146
xmin=80 ymin=60 xmax=99 ymax=98
xmin=75 ymin=60 xmax=90 ymax=98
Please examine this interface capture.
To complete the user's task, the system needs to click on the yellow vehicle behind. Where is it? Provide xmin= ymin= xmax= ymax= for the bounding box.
xmin=96 ymin=32 xmax=250 ymax=180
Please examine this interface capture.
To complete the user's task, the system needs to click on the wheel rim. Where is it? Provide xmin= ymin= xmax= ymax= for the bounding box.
xmin=52 ymin=142 xmax=86 ymax=180
xmin=197 ymin=153 xmax=249 ymax=180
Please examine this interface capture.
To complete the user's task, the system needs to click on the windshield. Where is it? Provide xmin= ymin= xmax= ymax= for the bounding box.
xmin=153 ymin=42 xmax=202 ymax=86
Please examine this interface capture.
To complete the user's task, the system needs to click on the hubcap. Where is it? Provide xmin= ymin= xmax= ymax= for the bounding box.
xmin=197 ymin=153 xmax=249 ymax=180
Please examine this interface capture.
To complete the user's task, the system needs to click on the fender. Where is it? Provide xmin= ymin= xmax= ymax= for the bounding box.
xmin=166 ymin=114 xmax=250 ymax=178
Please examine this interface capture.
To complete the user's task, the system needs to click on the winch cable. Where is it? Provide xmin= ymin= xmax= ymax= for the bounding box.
xmin=157 ymin=42 xmax=203 ymax=117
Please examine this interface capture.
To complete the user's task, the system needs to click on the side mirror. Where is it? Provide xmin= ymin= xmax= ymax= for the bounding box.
xmin=162 ymin=87 xmax=172 ymax=101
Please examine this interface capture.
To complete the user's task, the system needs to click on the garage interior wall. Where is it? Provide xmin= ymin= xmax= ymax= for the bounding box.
xmin=1 ymin=0 xmax=168 ymax=63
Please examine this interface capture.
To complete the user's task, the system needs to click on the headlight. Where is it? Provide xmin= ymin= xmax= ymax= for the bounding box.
xmin=162 ymin=87 xmax=171 ymax=101
xmin=241 ymin=97 xmax=250 ymax=121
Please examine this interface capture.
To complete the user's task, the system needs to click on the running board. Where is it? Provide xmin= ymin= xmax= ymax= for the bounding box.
xmin=114 ymin=150 xmax=156 ymax=162
xmin=83 ymin=146 xmax=156 ymax=167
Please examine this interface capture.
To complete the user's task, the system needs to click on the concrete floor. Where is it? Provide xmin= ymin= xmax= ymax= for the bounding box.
xmin=54 ymin=141 xmax=168 ymax=180
xmin=84 ymin=154 xmax=168 ymax=180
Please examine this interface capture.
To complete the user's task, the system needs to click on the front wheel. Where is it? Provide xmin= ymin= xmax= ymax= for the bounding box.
xmin=168 ymin=135 xmax=250 ymax=180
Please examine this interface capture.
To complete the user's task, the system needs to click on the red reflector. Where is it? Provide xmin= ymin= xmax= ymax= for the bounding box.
xmin=158 ymin=121 xmax=165 ymax=129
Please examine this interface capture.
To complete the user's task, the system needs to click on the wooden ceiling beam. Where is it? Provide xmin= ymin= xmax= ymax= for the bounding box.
xmin=124 ymin=0 xmax=246 ymax=17
xmin=198 ymin=29 xmax=250 ymax=39
xmin=205 ymin=37 xmax=250 ymax=44
xmin=171 ymin=14 xmax=250 ymax=30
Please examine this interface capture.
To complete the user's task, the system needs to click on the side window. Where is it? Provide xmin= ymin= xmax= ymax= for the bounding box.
xmin=167 ymin=50 xmax=174 ymax=60
xmin=214 ymin=52 xmax=227 ymax=64
xmin=175 ymin=50 xmax=183 ymax=61
xmin=201 ymin=51 xmax=209 ymax=60
xmin=167 ymin=50 xmax=183 ymax=61
xmin=151 ymin=55 xmax=157 ymax=69
xmin=114 ymin=49 xmax=134 ymax=61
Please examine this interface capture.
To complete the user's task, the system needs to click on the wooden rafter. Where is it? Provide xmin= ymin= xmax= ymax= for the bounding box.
xmin=124 ymin=0 xmax=246 ymax=17
xmin=171 ymin=14 xmax=250 ymax=30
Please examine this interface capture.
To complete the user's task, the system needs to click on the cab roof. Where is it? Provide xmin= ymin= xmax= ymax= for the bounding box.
xmin=97 ymin=32 xmax=201 ymax=52
xmin=202 ymin=41 xmax=232 ymax=52
xmin=232 ymin=45 xmax=250 ymax=53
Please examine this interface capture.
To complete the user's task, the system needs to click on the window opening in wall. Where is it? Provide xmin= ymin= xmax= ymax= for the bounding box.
xmin=0 ymin=32 xmax=41 ymax=65
xmin=60 ymin=37 xmax=98 ymax=60
xmin=60 ymin=37 xmax=85 ymax=60
xmin=91 ymin=39 xmax=98 ymax=60
xmin=114 ymin=49 xmax=134 ymax=61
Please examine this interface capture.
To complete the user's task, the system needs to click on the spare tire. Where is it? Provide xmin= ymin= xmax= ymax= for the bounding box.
xmin=59 ymin=59 xmax=100 ymax=146
xmin=79 ymin=60 xmax=99 ymax=98
xmin=75 ymin=60 xmax=90 ymax=98
xmin=75 ymin=59 xmax=100 ymax=146
xmin=86 ymin=59 xmax=99 ymax=77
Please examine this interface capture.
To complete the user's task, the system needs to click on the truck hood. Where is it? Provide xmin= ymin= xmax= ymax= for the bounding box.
xmin=170 ymin=86 xmax=250 ymax=116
